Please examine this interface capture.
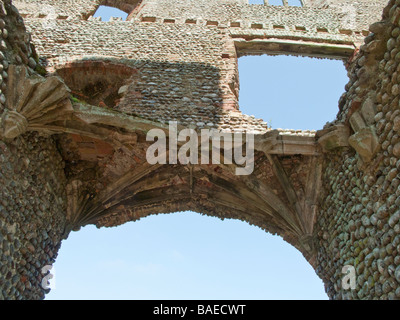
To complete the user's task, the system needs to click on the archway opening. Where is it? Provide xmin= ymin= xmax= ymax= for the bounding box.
xmin=45 ymin=212 xmax=328 ymax=299
xmin=237 ymin=55 xmax=348 ymax=130
xmin=92 ymin=5 xmax=129 ymax=21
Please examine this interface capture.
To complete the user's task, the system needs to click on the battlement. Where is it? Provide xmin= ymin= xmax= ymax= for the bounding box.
xmin=12 ymin=0 xmax=387 ymax=62
xmin=14 ymin=0 xmax=387 ymax=33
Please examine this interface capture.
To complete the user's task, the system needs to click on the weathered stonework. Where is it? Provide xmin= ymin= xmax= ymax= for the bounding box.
xmin=0 ymin=0 xmax=399 ymax=300
xmin=314 ymin=0 xmax=400 ymax=299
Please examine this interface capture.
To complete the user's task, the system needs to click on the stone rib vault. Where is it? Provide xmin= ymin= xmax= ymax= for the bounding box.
xmin=0 ymin=0 xmax=400 ymax=300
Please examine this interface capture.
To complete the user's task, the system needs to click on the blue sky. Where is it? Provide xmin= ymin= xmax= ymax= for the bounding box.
xmin=45 ymin=6 xmax=348 ymax=300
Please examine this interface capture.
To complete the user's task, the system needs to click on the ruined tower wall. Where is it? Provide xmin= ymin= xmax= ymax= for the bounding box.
xmin=0 ymin=133 xmax=68 ymax=299
xmin=18 ymin=0 xmax=386 ymax=132
xmin=315 ymin=0 xmax=400 ymax=299
xmin=24 ymin=19 xmax=261 ymax=130
xmin=11 ymin=0 xmax=388 ymax=137
xmin=0 ymin=0 xmax=68 ymax=299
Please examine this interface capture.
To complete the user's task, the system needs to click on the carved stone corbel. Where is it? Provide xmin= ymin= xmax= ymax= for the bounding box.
xmin=0 ymin=64 xmax=73 ymax=139
xmin=348 ymin=126 xmax=380 ymax=164
xmin=316 ymin=124 xmax=350 ymax=152
xmin=254 ymin=129 xmax=280 ymax=153
xmin=347 ymin=97 xmax=379 ymax=165
xmin=1 ymin=110 xmax=28 ymax=139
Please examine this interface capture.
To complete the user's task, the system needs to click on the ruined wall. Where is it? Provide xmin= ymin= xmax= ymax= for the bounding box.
xmin=0 ymin=0 xmax=68 ymax=299
xmin=17 ymin=0 xmax=386 ymax=132
xmin=0 ymin=133 xmax=67 ymax=300
xmin=13 ymin=0 xmax=102 ymax=19
xmin=22 ymin=18 xmax=272 ymax=132
xmin=10 ymin=0 xmax=386 ymax=138
xmin=135 ymin=0 xmax=375 ymax=37
xmin=315 ymin=0 xmax=400 ymax=299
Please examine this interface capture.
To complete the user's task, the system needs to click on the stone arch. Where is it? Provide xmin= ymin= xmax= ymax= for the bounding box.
xmin=43 ymin=58 xmax=324 ymax=271
xmin=61 ymin=134 xmax=323 ymax=268
xmin=100 ymin=0 xmax=143 ymax=14
xmin=89 ymin=0 xmax=144 ymax=19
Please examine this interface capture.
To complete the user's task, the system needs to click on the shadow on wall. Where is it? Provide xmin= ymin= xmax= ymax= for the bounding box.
xmin=51 ymin=58 xmax=227 ymax=128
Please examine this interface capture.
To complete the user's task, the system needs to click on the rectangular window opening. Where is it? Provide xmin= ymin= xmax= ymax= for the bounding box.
xmin=141 ymin=16 xmax=156 ymax=22
xmin=206 ymin=21 xmax=219 ymax=26
xmin=295 ymin=26 xmax=306 ymax=31
xmin=317 ymin=27 xmax=328 ymax=33
xmin=251 ymin=23 xmax=263 ymax=29
xmin=237 ymin=54 xmax=348 ymax=131
xmin=339 ymin=29 xmax=352 ymax=36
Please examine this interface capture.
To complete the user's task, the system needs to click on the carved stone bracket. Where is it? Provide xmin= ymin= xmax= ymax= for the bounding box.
xmin=0 ymin=64 xmax=73 ymax=139
xmin=348 ymin=126 xmax=379 ymax=164
xmin=348 ymin=97 xmax=379 ymax=165
xmin=317 ymin=96 xmax=380 ymax=168
xmin=255 ymin=129 xmax=320 ymax=156
xmin=254 ymin=129 xmax=280 ymax=153
xmin=316 ymin=124 xmax=350 ymax=152
xmin=1 ymin=110 xmax=28 ymax=139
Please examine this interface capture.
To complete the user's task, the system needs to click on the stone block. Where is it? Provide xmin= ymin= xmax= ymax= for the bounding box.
xmin=349 ymin=111 xmax=366 ymax=132
xmin=348 ymin=127 xmax=380 ymax=163
xmin=317 ymin=125 xmax=350 ymax=151
xmin=360 ymin=98 xmax=377 ymax=126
